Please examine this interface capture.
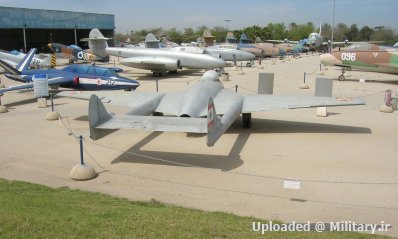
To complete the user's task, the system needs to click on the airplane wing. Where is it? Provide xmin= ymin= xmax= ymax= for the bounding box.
xmin=241 ymin=94 xmax=365 ymax=113
xmin=0 ymin=77 xmax=66 ymax=95
xmin=265 ymin=40 xmax=299 ymax=44
xmin=120 ymin=56 xmax=179 ymax=71
xmin=57 ymin=90 xmax=185 ymax=116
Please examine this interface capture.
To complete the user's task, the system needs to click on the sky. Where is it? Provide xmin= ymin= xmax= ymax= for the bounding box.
xmin=1 ymin=0 xmax=397 ymax=33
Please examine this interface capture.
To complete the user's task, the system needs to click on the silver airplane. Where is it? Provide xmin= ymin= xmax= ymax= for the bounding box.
xmin=0 ymin=49 xmax=53 ymax=69
xmin=83 ymin=29 xmax=226 ymax=76
xmin=143 ymin=33 xmax=255 ymax=63
xmin=59 ymin=70 xmax=365 ymax=147
xmin=169 ymin=46 xmax=255 ymax=64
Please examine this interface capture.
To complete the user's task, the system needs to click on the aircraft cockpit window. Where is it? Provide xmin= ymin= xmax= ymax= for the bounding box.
xmin=347 ymin=43 xmax=370 ymax=51
xmin=95 ymin=68 xmax=108 ymax=76
xmin=87 ymin=67 xmax=96 ymax=75
xmin=77 ymin=66 xmax=89 ymax=74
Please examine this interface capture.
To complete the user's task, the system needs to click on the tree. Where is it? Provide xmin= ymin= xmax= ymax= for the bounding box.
xmin=371 ymin=26 xmax=395 ymax=44
xmin=334 ymin=22 xmax=349 ymax=40
xmin=359 ymin=26 xmax=374 ymax=41
xmin=346 ymin=24 xmax=360 ymax=41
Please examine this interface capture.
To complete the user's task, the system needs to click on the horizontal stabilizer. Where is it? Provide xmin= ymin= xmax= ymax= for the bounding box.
xmin=0 ymin=59 xmax=20 ymax=75
xmin=89 ymin=94 xmax=117 ymax=140
xmin=96 ymin=115 xmax=207 ymax=133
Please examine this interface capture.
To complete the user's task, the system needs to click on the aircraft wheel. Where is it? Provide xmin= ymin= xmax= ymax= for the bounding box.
xmin=242 ymin=113 xmax=252 ymax=128
xmin=338 ymin=75 xmax=345 ymax=81
xmin=153 ymin=112 xmax=163 ymax=116
xmin=153 ymin=72 xmax=163 ymax=77
xmin=246 ymin=62 xmax=252 ymax=67
xmin=169 ymin=70 xmax=178 ymax=74
xmin=124 ymin=88 xmax=132 ymax=91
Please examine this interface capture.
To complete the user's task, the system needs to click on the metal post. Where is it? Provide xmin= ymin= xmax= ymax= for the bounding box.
xmin=22 ymin=26 xmax=27 ymax=53
xmin=79 ymin=135 xmax=84 ymax=165
xmin=240 ymin=62 xmax=243 ymax=71
xmin=156 ymin=78 xmax=159 ymax=92
xmin=50 ymin=94 xmax=54 ymax=112
xmin=319 ymin=64 xmax=322 ymax=71
xmin=331 ymin=0 xmax=335 ymax=50
xmin=304 ymin=72 xmax=306 ymax=83
xmin=235 ymin=85 xmax=238 ymax=92
xmin=74 ymin=28 xmax=78 ymax=45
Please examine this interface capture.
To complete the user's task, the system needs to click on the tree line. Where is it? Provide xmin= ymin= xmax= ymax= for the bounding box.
xmin=115 ymin=22 xmax=398 ymax=45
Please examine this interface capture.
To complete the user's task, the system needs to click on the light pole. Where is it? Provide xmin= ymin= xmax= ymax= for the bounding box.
xmin=331 ymin=0 xmax=335 ymax=50
xmin=224 ymin=19 xmax=231 ymax=31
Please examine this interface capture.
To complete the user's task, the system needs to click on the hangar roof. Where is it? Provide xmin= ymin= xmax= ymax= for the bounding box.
xmin=0 ymin=7 xmax=114 ymax=29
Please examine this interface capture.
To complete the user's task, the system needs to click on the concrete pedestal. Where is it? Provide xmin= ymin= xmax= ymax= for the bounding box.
xmin=220 ymin=73 xmax=230 ymax=81
xmin=46 ymin=111 xmax=60 ymax=120
xmin=299 ymin=84 xmax=310 ymax=89
xmin=37 ymin=98 xmax=47 ymax=108
xmin=316 ymin=107 xmax=328 ymax=117
xmin=379 ymin=104 xmax=394 ymax=113
xmin=70 ymin=164 xmax=97 ymax=181
xmin=0 ymin=105 xmax=8 ymax=113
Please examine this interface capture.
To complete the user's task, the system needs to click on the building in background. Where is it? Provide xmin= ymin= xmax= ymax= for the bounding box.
xmin=0 ymin=7 xmax=115 ymax=53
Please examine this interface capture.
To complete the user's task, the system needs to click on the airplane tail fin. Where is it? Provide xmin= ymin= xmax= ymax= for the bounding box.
xmin=88 ymin=94 xmax=118 ymax=140
xmin=394 ymin=42 xmax=398 ymax=47
xmin=16 ymin=48 xmax=36 ymax=72
xmin=206 ymin=97 xmax=243 ymax=146
xmin=81 ymin=29 xmax=110 ymax=58
xmin=0 ymin=59 xmax=20 ymax=75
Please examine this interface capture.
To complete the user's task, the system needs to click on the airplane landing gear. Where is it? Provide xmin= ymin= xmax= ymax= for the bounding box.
xmin=338 ymin=68 xmax=348 ymax=81
xmin=338 ymin=75 xmax=345 ymax=81
xmin=242 ymin=113 xmax=251 ymax=128
xmin=153 ymin=72 xmax=163 ymax=77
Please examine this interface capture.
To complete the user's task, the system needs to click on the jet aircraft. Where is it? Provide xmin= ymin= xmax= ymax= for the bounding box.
xmin=0 ymin=49 xmax=54 ymax=69
xmin=59 ymin=70 xmax=365 ymax=147
xmin=0 ymin=48 xmax=139 ymax=94
xmin=320 ymin=43 xmax=398 ymax=81
xmin=140 ymin=33 xmax=255 ymax=63
xmin=48 ymin=43 xmax=95 ymax=63
xmin=82 ymin=29 xmax=226 ymax=77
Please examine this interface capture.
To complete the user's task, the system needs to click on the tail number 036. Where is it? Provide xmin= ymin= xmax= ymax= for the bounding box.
xmin=341 ymin=52 xmax=356 ymax=61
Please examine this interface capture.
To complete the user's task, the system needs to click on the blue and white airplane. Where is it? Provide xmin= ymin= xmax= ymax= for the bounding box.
xmin=0 ymin=48 xmax=139 ymax=95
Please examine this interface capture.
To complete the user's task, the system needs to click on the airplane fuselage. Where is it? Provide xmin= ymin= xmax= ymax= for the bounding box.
xmin=320 ymin=50 xmax=398 ymax=74
xmin=0 ymin=50 xmax=49 ymax=68
xmin=106 ymin=47 xmax=225 ymax=70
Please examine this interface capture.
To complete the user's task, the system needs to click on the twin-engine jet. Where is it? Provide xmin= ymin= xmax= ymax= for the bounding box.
xmin=59 ymin=70 xmax=365 ymax=146
xmin=83 ymin=29 xmax=226 ymax=77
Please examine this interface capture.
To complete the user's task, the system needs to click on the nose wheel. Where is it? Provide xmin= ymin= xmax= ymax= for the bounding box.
xmin=338 ymin=68 xmax=347 ymax=81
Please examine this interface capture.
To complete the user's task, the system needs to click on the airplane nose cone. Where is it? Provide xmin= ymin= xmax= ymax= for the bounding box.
xmin=242 ymin=51 xmax=255 ymax=61
xmin=320 ymin=53 xmax=340 ymax=66
xmin=213 ymin=57 xmax=226 ymax=68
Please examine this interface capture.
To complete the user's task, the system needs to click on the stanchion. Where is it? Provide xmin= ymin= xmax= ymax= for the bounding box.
xmin=46 ymin=94 xmax=60 ymax=120
xmin=299 ymin=72 xmax=309 ymax=89
xmin=0 ymin=94 xmax=8 ymax=113
xmin=70 ymin=135 xmax=97 ymax=181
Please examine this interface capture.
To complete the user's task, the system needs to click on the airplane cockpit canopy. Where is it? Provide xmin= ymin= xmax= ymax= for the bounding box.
xmin=69 ymin=45 xmax=83 ymax=51
xmin=346 ymin=43 xmax=388 ymax=51
xmin=309 ymin=33 xmax=318 ymax=39
xmin=63 ymin=65 xmax=118 ymax=77
xmin=201 ymin=70 xmax=220 ymax=82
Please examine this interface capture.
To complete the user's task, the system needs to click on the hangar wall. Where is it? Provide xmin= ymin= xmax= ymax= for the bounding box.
xmin=0 ymin=7 xmax=115 ymax=52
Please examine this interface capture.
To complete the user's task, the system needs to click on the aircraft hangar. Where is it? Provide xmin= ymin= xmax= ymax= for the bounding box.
xmin=0 ymin=7 xmax=115 ymax=53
